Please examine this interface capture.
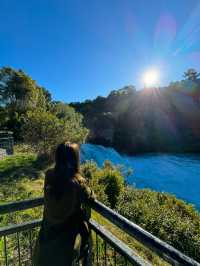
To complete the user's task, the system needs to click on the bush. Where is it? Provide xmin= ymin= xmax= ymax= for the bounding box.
xmin=23 ymin=107 xmax=88 ymax=156
xmin=81 ymin=160 xmax=109 ymax=205
xmin=23 ymin=110 xmax=64 ymax=155
xmin=117 ymin=187 xmax=200 ymax=261
xmin=99 ymin=161 xmax=124 ymax=208
xmin=1 ymin=152 xmax=200 ymax=262
xmin=81 ymin=160 xmax=98 ymax=180
xmin=81 ymin=160 xmax=124 ymax=208
xmin=14 ymin=143 xmax=35 ymax=154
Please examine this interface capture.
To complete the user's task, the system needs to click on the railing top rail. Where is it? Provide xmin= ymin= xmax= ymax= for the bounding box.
xmin=0 ymin=219 xmax=42 ymax=237
xmin=0 ymin=130 xmax=13 ymax=134
xmin=0 ymin=218 xmax=150 ymax=266
xmin=91 ymin=201 xmax=200 ymax=266
xmin=0 ymin=197 xmax=199 ymax=266
xmin=0 ymin=137 xmax=14 ymax=140
xmin=89 ymin=219 xmax=151 ymax=266
xmin=0 ymin=197 xmax=44 ymax=215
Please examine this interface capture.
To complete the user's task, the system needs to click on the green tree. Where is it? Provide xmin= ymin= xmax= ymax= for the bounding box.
xmin=183 ymin=68 xmax=200 ymax=81
xmin=23 ymin=106 xmax=88 ymax=155
xmin=23 ymin=110 xmax=64 ymax=155
xmin=0 ymin=67 xmax=51 ymax=139
xmin=0 ymin=67 xmax=42 ymax=111
xmin=51 ymin=102 xmax=89 ymax=143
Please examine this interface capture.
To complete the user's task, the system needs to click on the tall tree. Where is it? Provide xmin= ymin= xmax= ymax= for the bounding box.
xmin=183 ymin=68 xmax=200 ymax=81
xmin=23 ymin=107 xmax=88 ymax=155
xmin=51 ymin=102 xmax=89 ymax=143
xmin=0 ymin=67 xmax=51 ymax=139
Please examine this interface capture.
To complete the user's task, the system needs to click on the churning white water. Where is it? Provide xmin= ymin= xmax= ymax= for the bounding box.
xmin=81 ymin=144 xmax=200 ymax=210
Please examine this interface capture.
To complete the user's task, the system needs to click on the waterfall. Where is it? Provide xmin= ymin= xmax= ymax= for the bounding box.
xmin=80 ymin=143 xmax=200 ymax=210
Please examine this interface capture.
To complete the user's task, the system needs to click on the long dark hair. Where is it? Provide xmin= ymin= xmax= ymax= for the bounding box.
xmin=51 ymin=142 xmax=80 ymax=199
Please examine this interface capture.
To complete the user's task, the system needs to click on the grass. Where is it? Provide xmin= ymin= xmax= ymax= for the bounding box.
xmin=0 ymin=151 xmax=199 ymax=264
xmin=0 ymin=153 xmax=46 ymax=204
xmin=0 ymin=153 xmax=46 ymax=228
xmin=0 ymin=152 xmax=161 ymax=264
xmin=0 ymin=153 xmax=50 ymax=181
xmin=92 ymin=211 xmax=169 ymax=265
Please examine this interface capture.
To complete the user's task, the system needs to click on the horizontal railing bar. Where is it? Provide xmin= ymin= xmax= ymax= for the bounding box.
xmin=0 ymin=219 xmax=42 ymax=237
xmin=89 ymin=219 xmax=151 ymax=266
xmin=0 ymin=198 xmax=200 ymax=266
xmin=91 ymin=200 xmax=200 ymax=266
xmin=0 ymin=218 xmax=149 ymax=266
xmin=0 ymin=197 xmax=44 ymax=215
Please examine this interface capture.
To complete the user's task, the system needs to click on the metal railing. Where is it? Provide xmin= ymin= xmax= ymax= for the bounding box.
xmin=0 ymin=131 xmax=14 ymax=155
xmin=0 ymin=198 xmax=200 ymax=266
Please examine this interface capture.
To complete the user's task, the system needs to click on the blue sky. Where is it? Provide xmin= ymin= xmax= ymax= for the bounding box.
xmin=1 ymin=0 xmax=200 ymax=102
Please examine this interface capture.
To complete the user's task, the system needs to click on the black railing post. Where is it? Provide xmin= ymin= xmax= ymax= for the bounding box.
xmin=91 ymin=200 xmax=200 ymax=266
xmin=83 ymin=233 xmax=93 ymax=266
xmin=3 ymin=236 xmax=8 ymax=266
xmin=0 ymin=198 xmax=200 ymax=266
xmin=16 ymin=232 xmax=21 ymax=266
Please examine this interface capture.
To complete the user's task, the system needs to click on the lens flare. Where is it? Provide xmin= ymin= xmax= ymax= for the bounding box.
xmin=143 ymin=69 xmax=160 ymax=87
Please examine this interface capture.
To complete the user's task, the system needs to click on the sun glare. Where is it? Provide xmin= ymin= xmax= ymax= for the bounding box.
xmin=143 ymin=69 xmax=159 ymax=87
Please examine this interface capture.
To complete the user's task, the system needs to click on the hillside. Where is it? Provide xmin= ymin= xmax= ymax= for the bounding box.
xmin=1 ymin=152 xmax=200 ymax=263
xmin=71 ymin=80 xmax=200 ymax=154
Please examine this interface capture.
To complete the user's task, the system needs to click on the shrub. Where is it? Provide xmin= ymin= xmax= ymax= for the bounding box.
xmin=81 ymin=161 xmax=109 ymax=205
xmin=117 ymin=187 xmax=200 ymax=261
xmin=23 ymin=107 xmax=88 ymax=156
xmin=80 ymin=160 xmax=98 ymax=180
xmin=81 ymin=160 xmax=124 ymax=208
xmin=99 ymin=162 xmax=124 ymax=209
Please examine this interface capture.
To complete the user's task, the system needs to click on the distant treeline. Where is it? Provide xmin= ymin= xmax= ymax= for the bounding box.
xmin=71 ymin=69 xmax=200 ymax=154
xmin=1 ymin=66 xmax=200 ymax=155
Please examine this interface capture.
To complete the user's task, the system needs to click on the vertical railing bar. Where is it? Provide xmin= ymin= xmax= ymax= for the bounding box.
xmin=88 ymin=230 xmax=93 ymax=266
xmin=104 ymin=240 xmax=107 ymax=266
xmin=3 ymin=235 xmax=8 ymax=266
xmin=124 ymin=257 xmax=128 ymax=266
xmin=114 ymin=248 xmax=117 ymax=266
xmin=96 ymin=233 xmax=99 ymax=265
xmin=17 ymin=232 xmax=21 ymax=266
xmin=29 ymin=230 xmax=33 ymax=265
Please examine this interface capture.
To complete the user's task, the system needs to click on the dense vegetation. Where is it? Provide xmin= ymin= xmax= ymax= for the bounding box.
xmin=84 ymin=160 xmax=200 ymax=261
xmin=1 ymin=151 xmax=200 ymax=262
xmin=1 ymin=66 xmax=200 ymax=155
xmin=1 ymin=66 xmax=200 ymax=263
xmin=71 ymin=69 xmax=200 ymax=154
xmin=0 ymin=67 xmax=88 ymax=155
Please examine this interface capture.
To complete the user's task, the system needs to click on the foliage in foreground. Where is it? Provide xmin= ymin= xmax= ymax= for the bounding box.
xmin=0 ymin=153 xmax=200 ymax=262
xmin=117 ymin=187 xmax=200 ymax=260
xmin=81 ymin=160 xmax=125 ymax=208
xmin=81 ymin=160 xmax=200 ymax=261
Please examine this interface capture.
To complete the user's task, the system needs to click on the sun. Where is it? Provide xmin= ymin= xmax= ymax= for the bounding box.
xmin=143 ymin=69 xmax=159 ymax=87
